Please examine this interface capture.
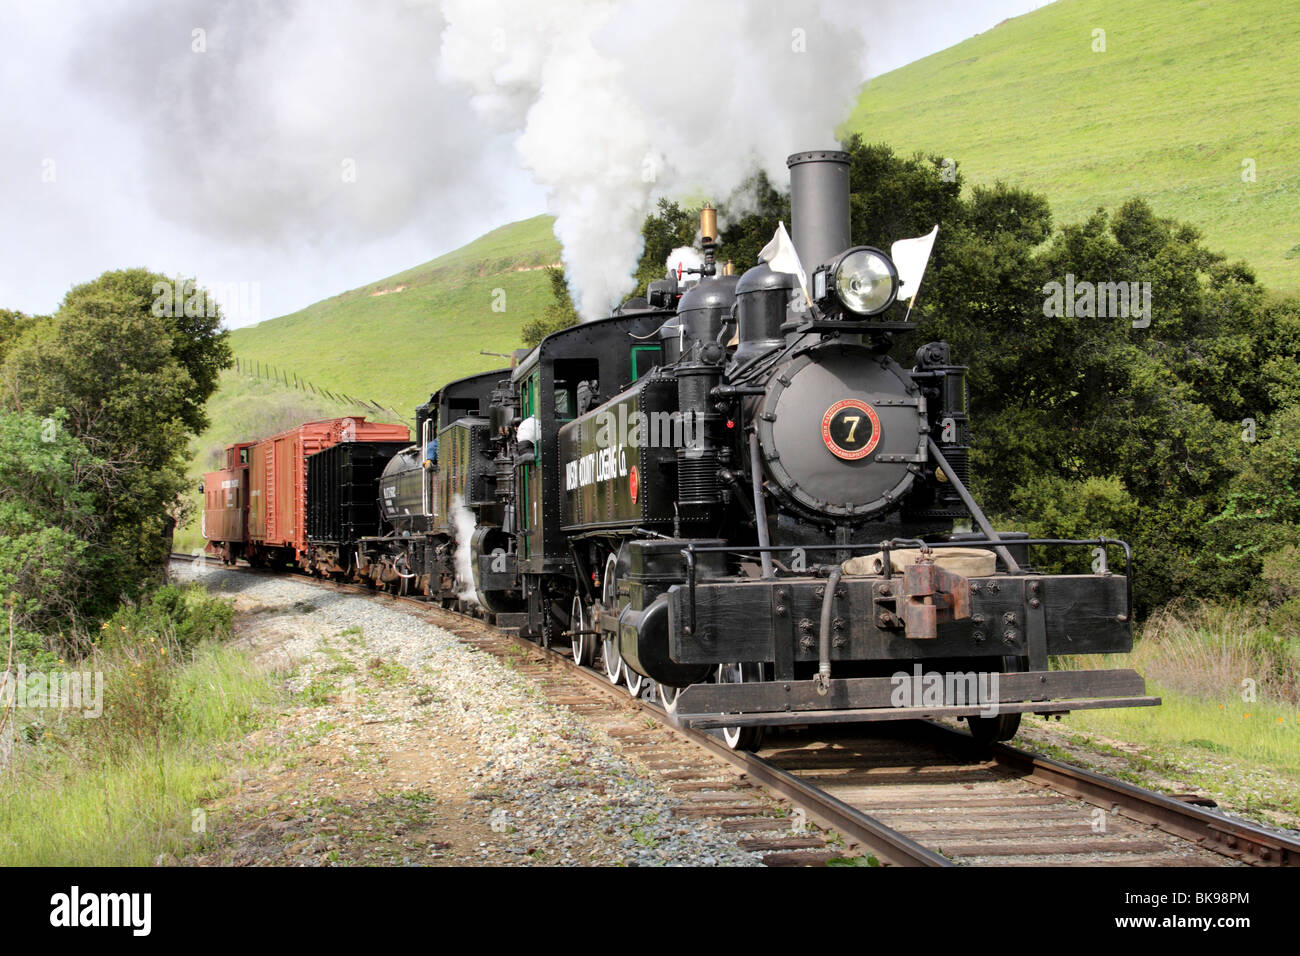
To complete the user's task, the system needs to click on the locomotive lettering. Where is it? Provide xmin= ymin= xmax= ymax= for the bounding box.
xmin=565 ymin=443 xmax=628 ymax=491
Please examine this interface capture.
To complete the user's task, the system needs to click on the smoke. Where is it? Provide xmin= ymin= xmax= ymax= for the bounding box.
xmin=69 ymin=0 xmax=521 ymax=244
xmin=64 ymin=1 xmax=876 ymax=316
xmin=666 ymin=247 xmax=703 ymax=279
xmin=440 ymin=0 xmax=874 ymax=319
xmin=450 ymin=493 xmax=479 ymax=605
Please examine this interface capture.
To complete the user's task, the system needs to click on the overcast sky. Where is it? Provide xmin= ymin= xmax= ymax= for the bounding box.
xmin=0 ymin=0 xmax=1049 ymax=327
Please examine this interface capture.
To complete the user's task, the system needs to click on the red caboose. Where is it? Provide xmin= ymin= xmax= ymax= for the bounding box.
xmin=202 ymin=442 xmax=255 ymax=564
xmin=202 ymin=417 xmax=410 ymax=567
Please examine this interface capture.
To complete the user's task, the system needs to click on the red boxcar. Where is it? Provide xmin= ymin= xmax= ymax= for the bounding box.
xmin=203 ymin=417 xmax=409 ymax=566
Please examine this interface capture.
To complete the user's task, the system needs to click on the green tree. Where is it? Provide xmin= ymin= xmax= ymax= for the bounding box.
xmin=632 ymin=198 xmax=702 ymax=296
xmin=716 ymin=170 xmax=789 ymax=272
xmin=1204 ymin=405 xmax=1300 ymax=593
xmin=919 ymin=192 xmax=1294 ymax=611
xmin=521 ymin=266 xmax=579 ymax=347
xmin=0 ymin=309 xmax=39 ymax=365
xmin=3 ymin=270 xmax=232 ymax=613
xmin=0 ymin=408 xmax=103 ymax=662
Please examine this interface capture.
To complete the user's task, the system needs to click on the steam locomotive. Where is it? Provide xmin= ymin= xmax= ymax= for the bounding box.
xmin=206 ymin=149 xmax=1157 ymax=747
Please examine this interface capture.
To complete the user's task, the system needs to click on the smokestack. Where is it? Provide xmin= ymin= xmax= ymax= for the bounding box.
xmin=787 ymin=150 xmax=851 ymax=274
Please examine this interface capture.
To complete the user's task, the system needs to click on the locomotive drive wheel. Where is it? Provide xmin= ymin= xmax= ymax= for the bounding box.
xmin=600 ymin=554 xmax=623 ymax=685
xmin=570 ymin=595 xmax=596 ymax=668
xmin=602 ymin=633 xmax=623 ymax=684
xmin=658 ymin=683 xmax=683 ymax=721
xmin=540 ymin=608 xmax=554 ymax=650
xmin=624 ymin=665 xmax=644 ymax=699
xmin=966 ymin=655 xmax=1023 ymax=743
xmin=717 ymin=663 xmax=766 ymax=751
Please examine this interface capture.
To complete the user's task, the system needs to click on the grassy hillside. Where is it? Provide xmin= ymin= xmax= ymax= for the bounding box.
xmin=228 ymin=214 xmax=559 ymax=414
xmin=846 ymin=0 xmax=1300 ymax=293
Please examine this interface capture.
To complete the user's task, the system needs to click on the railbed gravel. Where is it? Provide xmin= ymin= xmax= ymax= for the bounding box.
xmin=175 ymin=561 xmax=765 ymax=867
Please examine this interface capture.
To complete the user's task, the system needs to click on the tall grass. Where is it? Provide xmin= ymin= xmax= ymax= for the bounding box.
xmin=1060 ymin=601 xmax=1299 ymax=706
xmin=1049 ymin=601 xmax=1300 ymax=798
xmin=0 ymin=587 xmax=284 ymax=866
xmin=1130 ymin=602 xmax=1299 ymax=705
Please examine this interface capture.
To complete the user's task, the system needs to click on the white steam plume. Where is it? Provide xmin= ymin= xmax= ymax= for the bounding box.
xmin=451 ymin=493 xmax=479 ymax=605
xmin=666 ymin=247 xmax=703 ymax=280
xmin=68 ymin=1 xmax=877 ymax=315
xmin=440 ymin=0 xmax=875 ymax=319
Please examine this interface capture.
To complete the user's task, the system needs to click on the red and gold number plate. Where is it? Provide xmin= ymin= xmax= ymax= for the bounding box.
xmin=821 ymin=399 xmax=881 ymax=461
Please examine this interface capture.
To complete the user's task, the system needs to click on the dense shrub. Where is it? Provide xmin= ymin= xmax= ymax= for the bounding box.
xmin=0 ymin=409 xmax=102 ymax=665
xmin=2 ymin=270 xmax=231 ymax=621
xmin=100 ymin=584 xmax=234 ymax=657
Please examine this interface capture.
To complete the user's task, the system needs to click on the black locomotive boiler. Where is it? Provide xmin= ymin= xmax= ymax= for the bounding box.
xmin=303 ymin=148 xmax=1157 ymax=748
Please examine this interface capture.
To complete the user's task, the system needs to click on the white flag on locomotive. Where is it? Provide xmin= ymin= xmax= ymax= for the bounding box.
xmin=758 ymin=220 xmax=810 ymax=305
xmin=891 ymin=225 xmax=939 ymax=307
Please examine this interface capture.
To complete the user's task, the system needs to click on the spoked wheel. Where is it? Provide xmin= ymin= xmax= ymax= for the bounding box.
xmin=966 ymin=655 xmax=1023 ymax=743
xmin=570 ymin=595 xmax=596 ymax=667
xmin=717 ymin=663 xmax=766 ymax=751
xmin=601 ymin=635 xmax=623 ymax=684
xmin=600 ymin=554 xmax=622 ymax=685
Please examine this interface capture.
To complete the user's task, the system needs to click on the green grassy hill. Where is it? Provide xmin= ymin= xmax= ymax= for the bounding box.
xmin=229 ymin=213 xmax=559 ymax=415
xmin=846 ymin=0 xmax=1300 ymax=293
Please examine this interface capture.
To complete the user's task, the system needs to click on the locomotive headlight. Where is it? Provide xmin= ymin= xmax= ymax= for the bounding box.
xmin=815 ymin=246 xmax=899 ymax=317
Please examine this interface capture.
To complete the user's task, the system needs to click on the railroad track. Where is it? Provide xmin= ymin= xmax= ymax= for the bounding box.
xmin=172 ymin=554 xmax=1300 ymax=867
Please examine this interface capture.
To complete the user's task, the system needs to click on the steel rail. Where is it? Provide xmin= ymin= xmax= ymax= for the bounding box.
xmin=920 ymin=721 xmax=1300 ymax=866
xmin=993 ymin=742 xmax=1298 ymax=866
xmin=532 ymin=624 xmax=953 ymax=867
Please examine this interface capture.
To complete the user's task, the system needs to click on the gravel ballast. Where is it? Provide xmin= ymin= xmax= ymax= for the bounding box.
xmin=173 ymin=561 xmax=767 ymax=867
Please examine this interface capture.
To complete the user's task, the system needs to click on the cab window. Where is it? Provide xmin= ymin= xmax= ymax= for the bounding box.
xmin=553 ymin=358 xmax=600 ymax=420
